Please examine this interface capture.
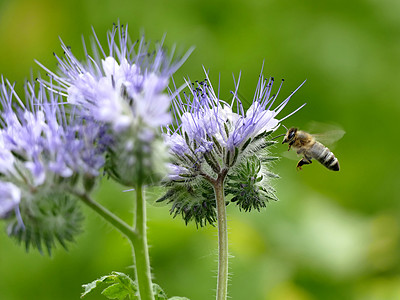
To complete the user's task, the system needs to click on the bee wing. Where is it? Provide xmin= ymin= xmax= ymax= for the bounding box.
xmin=313 ymin=130 xmax=345 ymax=146
xmin=281 ymin=149 xmax=301 ymax=161
xmin=306 ymin=121 xmax=345 ymax=148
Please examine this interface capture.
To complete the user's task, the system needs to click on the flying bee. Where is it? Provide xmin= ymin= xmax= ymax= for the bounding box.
xmin=281 ymin=127 xmax=340 ymax=171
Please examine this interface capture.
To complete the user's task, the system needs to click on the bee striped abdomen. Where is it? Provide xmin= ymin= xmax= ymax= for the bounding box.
xmin=312 ymin=142 xmax=340 ymax=171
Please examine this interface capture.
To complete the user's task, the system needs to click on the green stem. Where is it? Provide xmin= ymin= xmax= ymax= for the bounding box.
xmin=74 ymin=190 xmax=154 ymax=300
xmin=131 ymin=184 xmax=154 ymax=300
xmin=214 ymin=174 xmax=228 ymax=300
xmin=75 ymin=192 xmax=135 ymax=240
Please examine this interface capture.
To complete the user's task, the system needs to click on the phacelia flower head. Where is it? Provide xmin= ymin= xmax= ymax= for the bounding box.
xmin=159 ymin=67 xmax=305 ymax=226
xmin=0 ymin=77 xmax=106 ymax=254
xmin=39 ymin=23 xmax=192 ymax=186
xmin=0 ymin=78 xmax=105 ymax=188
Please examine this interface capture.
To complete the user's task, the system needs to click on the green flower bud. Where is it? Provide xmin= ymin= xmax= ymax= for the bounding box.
xmin=6 ymin=192 xmax=83 ymax=256
xmin=157 ymin=178 xmax=217 ymax=227
xmin=105 ymin=126 xmax=169 ymax=187
xmin=226 ymin=155 xmax=278 ymax=212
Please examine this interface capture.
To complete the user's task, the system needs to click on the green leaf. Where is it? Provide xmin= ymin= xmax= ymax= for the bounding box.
xmin=81 ymin=271 xmax=137 ymax=299
xmin=225 ymin=150 xmax=231 ymax=166
xmin=81 ymin=275 xmax=113 ymax=297
xmin=184 ymin=132 xmax=190 ymax=146
xmin=264 ymin=171 xmax=280 ymax=178
xmin=169 ymin=297 xmax=191 ymax=300
xmin=224 ymin=123 xmax=230 ymax=137
xmin=153 ymin=283 xmax=168 ymax=300
xmin=83 ymin=174 xmax=96 ymax=193
xmin=263 ymin=140 xmax=278 ymax=147
xmin=102 ymin=283 xmax=130 ymax=299
xmin=253 ymin=130 xmax=273 ymax=141
xmin=212 ymin=136 xmax=223 ymax=153
xmin=204 ymin=152 xmax=220 ymax=173
xmin=184 ymin=153 xmax=197 ymax=164
xmin=240 ymin=137 xmax=252 ymax=152
xmin=260 ymin=156 xmax=279 ymax=162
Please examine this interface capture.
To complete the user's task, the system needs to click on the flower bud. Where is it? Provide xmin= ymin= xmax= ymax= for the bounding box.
xmin=6 ymin=191 xmax=83 ymax=255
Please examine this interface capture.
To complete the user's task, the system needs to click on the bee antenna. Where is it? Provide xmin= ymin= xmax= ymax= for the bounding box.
xmin=271 ymin=133 xmax=286 ymax=140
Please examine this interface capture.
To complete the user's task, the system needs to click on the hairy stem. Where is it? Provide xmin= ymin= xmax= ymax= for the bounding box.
xmin=74 ymin=190 xmax=154 ymax=299
xmin=131 ymin=184 xmax=154 ymax=300
xmin=214 ymin=173 xmax=228 ymax=300
xmin=75 ymin=191 xmax=135 ymax=240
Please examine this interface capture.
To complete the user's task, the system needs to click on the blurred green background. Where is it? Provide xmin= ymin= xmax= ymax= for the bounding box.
xmin=0 ymin=0 xmax=399 ymax=299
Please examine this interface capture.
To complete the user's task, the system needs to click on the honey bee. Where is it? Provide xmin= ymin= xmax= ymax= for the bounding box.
xmin=281 ymin=127 xmax=340 ymax=171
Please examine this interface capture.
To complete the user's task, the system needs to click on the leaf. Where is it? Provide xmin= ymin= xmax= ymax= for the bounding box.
xmin=169 ymin=297 xmax=191 ymax=300
xmin=153 ymin=283 xmax=168 ymax=300
xmin=102 ymin=283 xmax=130 ymax=299
xmin=81 ymin=272 xmax=138 ymax=299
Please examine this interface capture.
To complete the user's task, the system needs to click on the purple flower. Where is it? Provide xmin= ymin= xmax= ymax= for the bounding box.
xmin=164 ymin=67 xmax=305 ymax=179
xmin=0 ymin=77 xmax=105 ymax=191
xmin=37 ymin=23 xmax=192 ymax=186
xmin=0 ymin=182 xmax=21 ymax=218
xmin=38 ymin=23 xmax=192 ymax=135
xmin=0 ymin=77 xmax=103 ymax=253
xmin=159 ymin=67 xmax=306 ymax=225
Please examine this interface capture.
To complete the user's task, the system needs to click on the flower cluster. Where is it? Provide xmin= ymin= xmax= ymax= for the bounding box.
xmin=159 ymin=70 xmax=305 ymax=226
xmin=39 ymin=23 xmax=192 ymax=186
xmin=0 ymin=78 xmax=106 ymax=254
xmin=0 ymin=23 xmax=191 ymax=255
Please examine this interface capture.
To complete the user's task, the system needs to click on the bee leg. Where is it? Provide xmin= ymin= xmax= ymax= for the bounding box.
xmin=288 ymin=141 xmax=294 ymax=151
xmin=296 ymin=157 xmax=312 ymax=170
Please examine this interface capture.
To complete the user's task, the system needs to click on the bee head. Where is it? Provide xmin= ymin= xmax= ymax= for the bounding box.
xmin=282 ymin=127 xmax=297 ymax=144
